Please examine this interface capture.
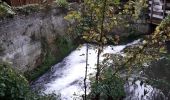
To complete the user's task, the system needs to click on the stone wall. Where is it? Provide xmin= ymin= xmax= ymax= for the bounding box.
xmin=111 ymin=19 xmax=150 ymax=36
xmin=0 ymin=5 xmax=69 ymax=72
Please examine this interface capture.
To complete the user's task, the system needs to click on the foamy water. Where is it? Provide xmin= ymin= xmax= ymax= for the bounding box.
xmin=32 ymin=40 xmax=165 ymax=100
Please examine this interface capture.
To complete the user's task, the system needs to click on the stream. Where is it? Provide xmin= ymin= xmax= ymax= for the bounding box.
xmin=32 ymin=40 xmax=166 ymax=100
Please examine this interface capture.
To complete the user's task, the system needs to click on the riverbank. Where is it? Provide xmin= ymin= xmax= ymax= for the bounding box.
xmin=24 ymin=35 xmax=78 ymax=82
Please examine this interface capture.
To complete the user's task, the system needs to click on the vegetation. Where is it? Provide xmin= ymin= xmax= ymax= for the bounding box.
xmin=1 ymin=0 xmax=170 ymax=99
xmin=14 ymin=4 xmax=40 ymax=15
xmin=64 ymin=0 xmax=170 ymax=99
xmin=64 ymin=0 xmax=148 ymax=99
xmin=54 ymin=0 xmax=68 ymax=8
xmin=0 ymin=63 xmax=57 ymax=100
xmin=90 ymin=68 xmax=125 ymax=100
xmin=0 ymin=1 xmax=15 ymax=18
xmin=24 ymin=35 xmax=77 ymax=81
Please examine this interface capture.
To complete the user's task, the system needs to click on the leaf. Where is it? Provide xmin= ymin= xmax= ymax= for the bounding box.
xmin=0 ymin=83 xmax=6 ymax=87
xmin=159 ymin=47 xmax=167 ymax=53
xmin=83 ymin=35 xmax=88 ymax=39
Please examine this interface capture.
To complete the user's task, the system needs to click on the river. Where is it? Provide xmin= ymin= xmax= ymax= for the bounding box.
xmin=32 ymin=40 xmax=166 ymax=100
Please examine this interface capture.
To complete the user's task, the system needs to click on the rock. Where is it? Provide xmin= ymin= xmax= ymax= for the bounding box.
xmin=0 ymin=5 xmax=69 ymax=72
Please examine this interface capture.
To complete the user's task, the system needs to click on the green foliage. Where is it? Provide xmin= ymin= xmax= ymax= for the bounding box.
xmin=65 ymin=0 xmax=131 ymax=99
xmin=25 ymin=36 xmax=76 ymax=81
xmin=123 ymin=0 xmax=147 ymax=19
xmin=65 ymin=0 xmax=157 ymax=99
xmin=0 ymin=63 xmax=57 ymax=100
xmin=134 ymin=0 xmax=147 ymax=18
xmin=55 ymin=0 xmax=68 ymax=8
xmin=55 ymin=35 xmax=75 ymax=57
xmin=0 ymin=2 xmax=15 ymax=17
xmin=122 ymin=15 xmax=170 ymax=71
xmin=15 ymin=4 xmax=40 ymax=15
xmin=0 ymin=63 xmax=30 ymax=100
xmin=102 ymin=15 xmax=170 ymax=77
xmin=65 ymin=0 xmax=122 ymax=44
xmin=90 ymin=68 xmax=125 ymax=99
xmin=25 ymin=51 xmax=56 ymax=81
xmin=108 ymin=13 xmax=170 ymax=98
xmin=113 ymin=0 xmax=120 ymax=5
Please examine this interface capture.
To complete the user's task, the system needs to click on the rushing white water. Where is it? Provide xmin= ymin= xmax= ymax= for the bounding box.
xmin=32 ymin=40 xmax=165 ymax=100
xmin=43 ymin=43 xmax=127 ymax=100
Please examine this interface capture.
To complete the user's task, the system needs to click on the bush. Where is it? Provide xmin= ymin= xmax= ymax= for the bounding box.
xmin=55 ymin=0 xmax=68 ymax=8
xmin=90 ymin=68 xmax=125 ymax=99
xmin=0 ymin=63 xmax=31 ymax=100
xmin=14 ymin=4 xmax=40 ymax=15
xmin=0 ymin=63 xmax=57 ymax=100
xmin=0 ymin=2 xmax=15 ymax=17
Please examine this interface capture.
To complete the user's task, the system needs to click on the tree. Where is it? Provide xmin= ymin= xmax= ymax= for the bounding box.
xmin=65 ymin=0 xmax=122 ymax=99
xmin=64 ymin=0 xmax=165 ymax=99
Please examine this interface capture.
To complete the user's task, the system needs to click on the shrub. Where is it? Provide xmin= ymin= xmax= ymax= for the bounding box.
xmin=0 ymin=2 xmax=15 ymax=17
xmin=0 ymin=63 xmax=57 ymax=100
xmin=90 ymin=68 xmax=125 ymax=99
xmin=14 ymin=4 xmax=40 ymax=15
xmin=55 ymin=0 xmax=68 ymax=8
xmin=0 ymin=63 xmax=32 ymax=100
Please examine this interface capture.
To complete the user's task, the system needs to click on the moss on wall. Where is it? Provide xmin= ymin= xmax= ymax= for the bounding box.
xmin=24 ymin=35 xmax=77 ymax=82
